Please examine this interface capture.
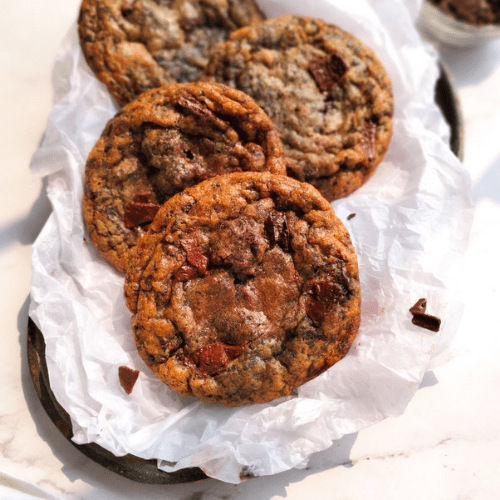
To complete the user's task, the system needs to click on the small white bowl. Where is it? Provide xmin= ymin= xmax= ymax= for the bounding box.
xmin=418 ymin=1 xmax=500 ymax=46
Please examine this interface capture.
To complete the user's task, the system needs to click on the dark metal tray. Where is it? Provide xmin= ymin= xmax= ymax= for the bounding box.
xmin=27 ymin=63 xmax=464 ymax=484
xmin=27 ymin=318 xmax=208 ymax=484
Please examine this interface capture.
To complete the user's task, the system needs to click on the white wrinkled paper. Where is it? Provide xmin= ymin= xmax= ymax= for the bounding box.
xmin=29 ymin=0 xmax=473 ymax=483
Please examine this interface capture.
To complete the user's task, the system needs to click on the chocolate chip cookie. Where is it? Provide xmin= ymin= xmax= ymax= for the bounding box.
xmin=83 ymin=82 xmax=287 ymax=273
xmin=124 ymin=171 xmax=361 ymax=406
xmin=78 ymin=0 xmax=265 ymax=106
xmin=202 ymin=15 xmax=394 ymax=201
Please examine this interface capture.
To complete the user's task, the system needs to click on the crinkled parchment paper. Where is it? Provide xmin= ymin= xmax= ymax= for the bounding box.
xmin=29 ymin=0 xmax=473 ymax=483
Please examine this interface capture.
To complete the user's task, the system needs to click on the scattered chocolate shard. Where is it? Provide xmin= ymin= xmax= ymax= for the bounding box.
xmin=409 ymin=298 xmax=441 ymax=332
xmin=409 ymin=298 xmax=427 ymax=315
xmin=360 ymin=121 xmax=377 ymax=161
xmin=180 ymin=238 xmax=208 ymax=274
xmin=189 ymin=342 xmax=243 ymax=376
xmin=118 ymin=366 xmax=139 ymax=395
xmin=177 ymin=93 xmax=228 ymax=130
xmin=411 ymin=314 xmax=441 ymax=332
xmin=265 ymin=212 xmax=289 ymax=250
xmin=308 ymin=51 xmax=349 ymax=92
xmin=347 ymin=213 xmax=356 ymax=220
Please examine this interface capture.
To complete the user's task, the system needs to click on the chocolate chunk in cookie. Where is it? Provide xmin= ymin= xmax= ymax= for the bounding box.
xmin=78 ymin=0 xmax=265 ymax=106
xmin=83 ymin=82 xmax=287 ymax=272
xmin=202 ymin=15 xmax=394 ymax=201
xmin=124 ymin=171 xmax=361 ymax=406
xmin=308 ymin=51 xmax=350 ymax=92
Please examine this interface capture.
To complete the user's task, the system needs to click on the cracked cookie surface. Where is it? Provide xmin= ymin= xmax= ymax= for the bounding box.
xmin=78 ymin=0 xmax=265 ymax=106
xmin=202 ymin=15 xmax=394 ymax=201
xmin=124 ymin=171 xmax=361 ymax=406
xmin=83 ymin=82 xmax=287 ymax=273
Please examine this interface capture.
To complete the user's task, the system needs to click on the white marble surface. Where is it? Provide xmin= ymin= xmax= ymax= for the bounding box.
xmin=1 ymin=1 xmax=500 ymax=498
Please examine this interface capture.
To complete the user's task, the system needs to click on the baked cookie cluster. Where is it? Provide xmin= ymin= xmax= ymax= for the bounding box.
xmin=79 ymin=3 xmax=393 ymax=405
xmin=83 ymin=82 xmax=286 ymax=272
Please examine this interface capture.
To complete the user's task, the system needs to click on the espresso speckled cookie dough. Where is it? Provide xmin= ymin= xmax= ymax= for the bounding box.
xmin=124 ymin=171 xmax=361 ymax=406
xmin=78 ymin=0 xmax=265 ymax=106
xmin=202 ymin=15 xmax=394 ymax=201
xmin=83 ymin=82 xmax=287 ymax=273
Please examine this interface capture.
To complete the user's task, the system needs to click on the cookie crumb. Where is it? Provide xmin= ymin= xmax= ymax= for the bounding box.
xmin=239 ymin=466 xmax=256 ymax=480
xmin=409 ymin=298 xmax=441 ymax=332
xmin=347 ymin=213 xmax=356 ymax=220
xmin=118 ymin=366 xmax=140 ymax=395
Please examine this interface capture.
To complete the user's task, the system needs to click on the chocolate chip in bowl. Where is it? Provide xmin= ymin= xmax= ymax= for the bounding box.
xmin=418 ymin=0 xmax=500 ymax=46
